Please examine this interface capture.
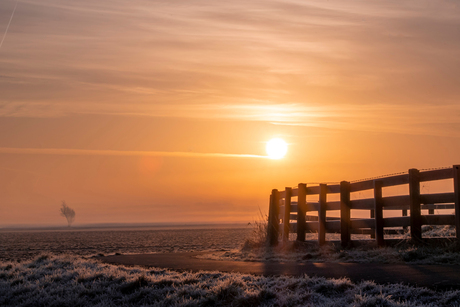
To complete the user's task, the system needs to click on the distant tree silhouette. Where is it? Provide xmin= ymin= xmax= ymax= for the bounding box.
xmin=60 ymin=201 xmax=75 ymax=227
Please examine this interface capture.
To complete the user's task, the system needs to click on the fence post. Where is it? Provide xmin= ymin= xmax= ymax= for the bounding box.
xmin=297 ymin=183 xmax=307 ymax=242
xmin=409 ymin=168 xmax=422 ymax=242
xmin=453 ymin=165 xmax=460 ymax=241
xmin=283 ymin=187 xmax=292 ymax=242
xmin=370 ymin=210 xmax=375 ymax=239
xmin=402 ymin=209 xmax=408 ymax=232
xmin=374 ymin=180 xmax=384 ymax=247
xmin=318 ymin=184 xmax=327 ymax=246
xmin=267 ymin=189 xmax=280 ymax=246
xmin=340 ymin=181 xmax=351 ymax=247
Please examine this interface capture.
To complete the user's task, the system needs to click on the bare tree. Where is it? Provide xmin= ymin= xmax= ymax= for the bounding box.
xmin=60 ymin=201 xmax=75 ymax=227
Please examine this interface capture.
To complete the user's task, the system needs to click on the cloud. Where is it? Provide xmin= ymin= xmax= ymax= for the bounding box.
xmin=0 ymin=0 xmax=17 ymax=50
xmin=0 ymin=0 xmax=459 ymax=137
xmin=0 ymin=147 xmax=268 ymax=159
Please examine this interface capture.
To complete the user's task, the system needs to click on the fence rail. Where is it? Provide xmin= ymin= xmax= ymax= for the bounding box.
xmin=267 ymin=165 xmax=460 ymax=247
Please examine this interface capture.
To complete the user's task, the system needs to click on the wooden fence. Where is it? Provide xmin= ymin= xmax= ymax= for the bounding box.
xmin=267 ymin=165 xmax=460 ymax=247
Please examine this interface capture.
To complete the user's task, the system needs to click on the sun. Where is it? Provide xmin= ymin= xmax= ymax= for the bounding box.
xmin=266 ymin=138 xmax=288 ymax=159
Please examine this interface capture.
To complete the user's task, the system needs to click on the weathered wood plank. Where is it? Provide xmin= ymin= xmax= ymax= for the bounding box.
xmin=383 ymin=216 xmax=410 ymax=227
xmin=327 ymin=184 xmax=341 ymax=194
xmin=422 ymin=214 xmax=455 ymax=226
xmin=306 ymin=186 xmax=321 ymax=195
xmin=382 ymin=195 xmax=410 ymax=208
xmin=384 ymin=205 xmax=410 ymax=210
xmin=421 ymin=193 xmax=455 ymax=204
xmin=350 ymin=218 xmax=374 ymax=229
xmin=350 ymin=174 xmax=410 ymax=192
xmin=325 ymin=220 xmax=341 ymax=232
xmin=294 ymin=201 xmax=356 ymax=213
xmin=380 ymin=174 xmax=409 ymax=187
xmin=306 ymin=202 xmax=320 ymax=211
xmin=326 ymin=201 xmax=341 ymax=211
xmin=350 ymin=198 xmax=374 ymax=210
xmin=419 ymin=168 xmax=453 ymax=182
xmin=421 ymin=204 xmax=455 ymax=210
xmin=301 ymin=222 xmax=341 ymax=233
xmin=350 ymin=180 xmax=374 ymax=192
xmin=351 ymin=228 xmax=374 ymax=235
xmin=305 ymin=221 xmax=318 ymax=232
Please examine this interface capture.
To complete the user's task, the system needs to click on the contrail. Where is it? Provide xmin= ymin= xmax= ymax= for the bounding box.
xmin=0 ymin=0 xmax=18 ymax=50
xmin=0 ymin=147 xmax=269 ymax=159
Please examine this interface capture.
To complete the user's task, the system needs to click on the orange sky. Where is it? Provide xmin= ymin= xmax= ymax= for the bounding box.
xmin=1 ymin=0 xmax=460 ymax=226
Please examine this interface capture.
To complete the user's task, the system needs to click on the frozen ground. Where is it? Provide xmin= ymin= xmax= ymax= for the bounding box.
xmin=0 ymin=227 xmax=251 ymax=261
xmin=2 ymin=225 xmax=460 ymax=305
xmin=199 ymin=226 xmax=460 ymax=265
xmin=1 ymin=254 xmax=460 ymax=307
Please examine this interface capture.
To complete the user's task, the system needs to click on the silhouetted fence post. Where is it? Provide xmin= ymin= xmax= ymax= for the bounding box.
xmin=409 ymin=168 xmax=422 ymax=242
xmin=370 ymin=210 xmax=375 ymax=239
xmin=402 ymin=209 xmax=408 ymax=231
xmin=297 ymin=183 xmax=307 ymax=242
xmin=267 ymin=189 xmax=280 ymax=246
xmin=318 ymin=184 xmax=327 ymax=246
xmin=283 ymin=187 xmax=292 ymax=242
xmin=374 ymin=180 xmax=384 ymax=246
xmin=340 ymin=181 xmax=351 ymax=247
xmin=454 ymin=165 xmax=460 ymax=241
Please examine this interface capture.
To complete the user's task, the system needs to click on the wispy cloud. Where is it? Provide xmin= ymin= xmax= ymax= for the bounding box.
xmin=0 ymin=0 xmax=459 ymax=137
xmin=0 ymin=0 xmax=17 ymax=50
xmin=81 ymin=102 xmax=460 ymax=137
xmin=0 ymin=147 xmax=268 ymax=159
xmin=3 ymin=101 xmax=458 ymax=137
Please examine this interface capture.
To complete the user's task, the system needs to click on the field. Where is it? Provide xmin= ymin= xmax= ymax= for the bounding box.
xmin=2 ymin=226 xmax=460 ymax=306
xmin=2 ymin=254 xmax=460 ymax=307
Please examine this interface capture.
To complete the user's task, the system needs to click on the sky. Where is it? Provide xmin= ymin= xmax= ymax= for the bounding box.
xmin=0 ymin=0 xmax=459 ymax=226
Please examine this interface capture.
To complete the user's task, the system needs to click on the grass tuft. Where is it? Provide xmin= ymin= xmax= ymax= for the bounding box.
xmin=120 ymin=274 xmax=150 ymax=294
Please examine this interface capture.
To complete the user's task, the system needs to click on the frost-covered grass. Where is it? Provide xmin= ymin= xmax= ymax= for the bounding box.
xmin=200 ymin=226 xmax=460 ymax=265
xmin=1 ymin=254 xmax=460 ymax=307
xmin=0 ymin=227 xmax=251 ymax=262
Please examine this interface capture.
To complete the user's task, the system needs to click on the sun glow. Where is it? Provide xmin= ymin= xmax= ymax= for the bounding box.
xmin=266 ymin=138 xmax=288 ymax=159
